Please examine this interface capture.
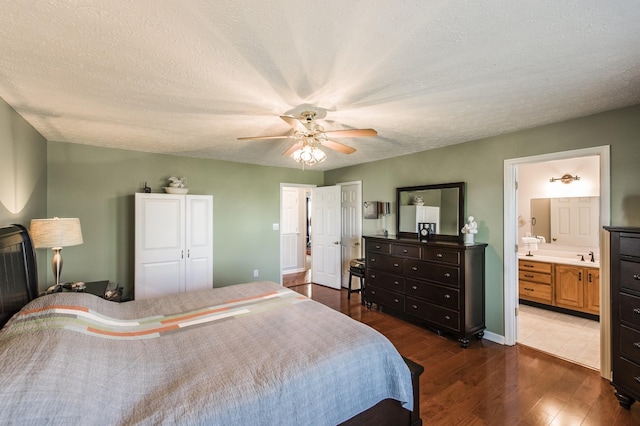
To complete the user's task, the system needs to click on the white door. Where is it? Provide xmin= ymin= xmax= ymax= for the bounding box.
xmin=281 ymin=187 xmax=300 ymax=272
xmin=550 ymin=196 xmax=599 ymax=246
xmin=135 ymin=193 xmax=186 ymax=300
xmin=312 ymin=185 xmax=342 ymax=289
xmin=340 ymin=182 xmax=362 ymax=288
xmin=185 ymin=195 xmax=213 ymax=292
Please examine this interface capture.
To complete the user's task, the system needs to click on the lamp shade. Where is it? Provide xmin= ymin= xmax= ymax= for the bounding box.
xmin=30 ymin=217 xmax=83 ymax=249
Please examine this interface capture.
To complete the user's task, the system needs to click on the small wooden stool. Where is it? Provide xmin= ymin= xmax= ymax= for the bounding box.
xmin=348 ymin=259 xmax=366 ymax=305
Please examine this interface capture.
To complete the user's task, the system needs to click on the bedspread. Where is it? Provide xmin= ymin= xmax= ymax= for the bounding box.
xmin=0 ymin=281 xmax=412 ymax=425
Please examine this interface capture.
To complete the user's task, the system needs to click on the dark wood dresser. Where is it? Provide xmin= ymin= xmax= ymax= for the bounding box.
xmin=606 ymin=226 xmax=640 ymax=409
xmin=363 ymin=236 xmax=487 ymax=348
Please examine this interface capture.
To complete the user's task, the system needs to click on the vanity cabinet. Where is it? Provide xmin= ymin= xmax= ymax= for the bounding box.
xmin=555 ymin=264 xmax=599 ymax=315
xmin=605 ymin=226 xmax=640 ymax=409
xmin=518 ymin=260 xmax=553 ymax=304
xmin=364 ymin=236 xmax=486 ymax=348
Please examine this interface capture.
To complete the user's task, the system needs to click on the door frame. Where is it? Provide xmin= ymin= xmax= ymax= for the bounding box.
xmin=279 ymin=183 xmax=316 ymax=285
xmin=503 ymin=145 xmax=611 ymax=378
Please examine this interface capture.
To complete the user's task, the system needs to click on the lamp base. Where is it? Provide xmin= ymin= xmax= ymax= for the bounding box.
xmin=51 ymin=247 xmax=64 ymax=288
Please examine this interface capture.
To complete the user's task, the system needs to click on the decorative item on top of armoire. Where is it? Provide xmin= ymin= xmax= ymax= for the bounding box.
xmin=164 ymin=177 xmax=189 ymax=194
xmin=461 ymin=216 xmax=478 ymax=245
xmin=143 ymin=182 xmax=151 ymax=193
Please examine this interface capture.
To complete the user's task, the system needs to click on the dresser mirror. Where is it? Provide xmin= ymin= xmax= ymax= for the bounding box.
xmin=396 ymin=182 xmax=465 ymax=241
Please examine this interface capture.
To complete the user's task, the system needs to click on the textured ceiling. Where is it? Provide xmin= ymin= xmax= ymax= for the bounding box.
xmin=1 ymin=1 xmax=639 ymax=171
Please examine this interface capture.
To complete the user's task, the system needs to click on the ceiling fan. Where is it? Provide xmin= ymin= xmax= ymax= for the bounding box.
xmin=237 ymin=111 xmax=377 ymax=166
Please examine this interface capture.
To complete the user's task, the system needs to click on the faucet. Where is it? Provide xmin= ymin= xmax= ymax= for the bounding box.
xmin=589 ymin=251 xmax=595 ymax=262
xmin=577 ymin=254 xmax=585 ymax=262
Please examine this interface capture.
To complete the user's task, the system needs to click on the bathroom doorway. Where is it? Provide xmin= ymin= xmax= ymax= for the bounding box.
xmin=503 ymin=146 xmax=611 ymax=378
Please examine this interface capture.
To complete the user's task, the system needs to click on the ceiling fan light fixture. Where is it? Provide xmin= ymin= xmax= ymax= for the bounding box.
xmin=290 ymin=142 xmax=326 ymax=167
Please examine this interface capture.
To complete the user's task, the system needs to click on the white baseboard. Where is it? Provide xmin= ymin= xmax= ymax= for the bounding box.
xmin=482 ymin=330 xmax=505 ymax=345
xmin=282 ymin=268 xmax=305 ymax=275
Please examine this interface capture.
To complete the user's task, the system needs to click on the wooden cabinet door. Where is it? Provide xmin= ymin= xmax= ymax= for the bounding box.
xmin=555 ymin=265 xmax=584 ymax=309
xmin=585 ymin=267 xmax=600 ymax=315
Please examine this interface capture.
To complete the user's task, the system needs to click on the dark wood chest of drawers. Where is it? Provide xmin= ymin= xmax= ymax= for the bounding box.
xmin=364 ymin=236 xmax=487 ymax=348
xmin=606 ymin=226 xmax=640 ymax=409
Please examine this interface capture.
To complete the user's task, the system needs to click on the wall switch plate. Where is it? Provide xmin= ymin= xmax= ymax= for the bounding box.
xmin=272 ymin=223 xmax=279 ymax=231
xmin=253 ymin=269 xmax=259 ymax=277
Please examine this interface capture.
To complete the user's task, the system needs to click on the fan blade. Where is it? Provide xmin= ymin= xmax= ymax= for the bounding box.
xmin=282 ymin=142 xmax=303 ymax=157
xmin=237 ymin=129 xmax=294 ymax=141
xmin=324 ymin=128 xmax=377 ymax=138
xmin=280 ymin=115 xmax=308 ymax=132
xmin=322 ymin=139 xmax=356 ymax=154
xmin=237 ymin=134 xmax=292 ymax=141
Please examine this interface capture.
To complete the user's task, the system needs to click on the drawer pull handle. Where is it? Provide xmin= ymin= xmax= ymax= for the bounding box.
xmin=370 ymin=291 xmax=376 ymax=295
xmin=634 ymin=308 xmax=640 ymax=314
xmin=393 ymin=263 xmax=399 ymax=267
xmin=412 ymin=305 xmax=418 ymax=309
xmin=635 ymin=377 xmax=640 ymax=384
xmin=375 ymin=245 xmax=381 ymax=249
xmin=635 ymin=274 xmax=640 ymax=280
xmin=394 ymin=298 xmax=399 ymax=303
xmin=444 ymin=294 xmax=451 ymax=299
xmin=437 ymin=253 xmax=443 ymax=258
xmin=371 ymin=274 xmax=376 ymax=278
xmin=444 ymin=273 xmax=451 ymax=278
xmin=412 ymin=267 xmax=418 ymax=271
xmin=371 ymin=259 xmax=376 ymax=262
xmin=523 ymin=264 xmax=534 ymax=268
xmin=524 ymin=274 xmax=534 ymax=278
xmin=445 ymin=315 xmax=451 ymax=320
xmin=634 ymin=342 xmax=640 ymax=349
xmin=412 ymin=285 xmax=418 ymax=290
xmin=394 ymin=281 xmax=400 ymax=285
xmin=403 ymin=249 xmax=408 ymax=253
xmin=524 ymin=287 xmax=534 ymax=292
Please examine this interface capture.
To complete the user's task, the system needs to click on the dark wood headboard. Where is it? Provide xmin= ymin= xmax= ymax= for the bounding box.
xmin=0 ymin=224 xmax=38 ymax=328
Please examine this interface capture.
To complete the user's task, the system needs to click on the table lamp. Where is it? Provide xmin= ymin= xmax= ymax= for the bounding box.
xmin=30 ymin=217 xmax=83 ymax=290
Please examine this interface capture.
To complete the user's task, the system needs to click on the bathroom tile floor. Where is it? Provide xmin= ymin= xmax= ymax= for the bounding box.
xmin=517 ymin=304 xmax=600 ymax=371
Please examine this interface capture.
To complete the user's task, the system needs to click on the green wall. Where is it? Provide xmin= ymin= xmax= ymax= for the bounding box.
xmin=326 ymin=104 xmax=640 ymax=336
xmin=46 ymin=142 xmax=323 ymax=296
xmin=0 ymin=98 xmax=48 ymax=281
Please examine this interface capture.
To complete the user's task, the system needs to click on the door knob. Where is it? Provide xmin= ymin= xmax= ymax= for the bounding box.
xmin=334 ymin=241 xmax=340 ymax=245
xmin=354 ymin=242 xmax=360 ymax=245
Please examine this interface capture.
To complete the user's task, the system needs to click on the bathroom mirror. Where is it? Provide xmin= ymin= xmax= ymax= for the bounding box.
xmin=396 ymin=182 xmax=465 ymax=241
xmin=530 ymin=196 xmax=599 ymax=247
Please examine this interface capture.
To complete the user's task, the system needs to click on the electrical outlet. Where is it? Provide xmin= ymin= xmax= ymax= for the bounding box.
xmin=253 ymin=269 xmax=259 ymax=277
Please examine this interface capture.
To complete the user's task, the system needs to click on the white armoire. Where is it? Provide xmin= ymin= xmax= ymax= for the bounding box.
xmin=134 ymin=193 xmax=213 ymax=300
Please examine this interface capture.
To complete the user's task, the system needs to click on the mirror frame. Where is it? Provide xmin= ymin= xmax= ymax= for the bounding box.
xmin=396 ymin=182 xmax=466 ymax=242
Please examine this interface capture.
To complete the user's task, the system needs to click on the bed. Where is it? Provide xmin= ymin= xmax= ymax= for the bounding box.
xmin=0 ymin=224 xmax=423 ymax=425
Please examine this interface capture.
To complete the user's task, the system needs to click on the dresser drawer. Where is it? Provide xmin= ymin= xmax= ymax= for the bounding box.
xmin=518 ymin=270 xmax=552 ymax=285
xmin=620 ymin=325 xmax=640 ymax=364
xmin=366 ymin=241 xmax=390 ymax=254
xmin=392 ymin=243 xmax=421 ymax=258
xmin=615 ymin=357 xmax=640 ymax=399
xmin=406 ymin=297 xmax=460 ymax=332
xmin=405 ymin=259 xmax=459 ymax=287
xmin=519 ymin=281 xmax=552 ymax=303
xmin=620 ymin=259 xmax=640 ymax=293
xmin=366 ymin=269 xmax=405 ymax=293
xmin=621 ymin=234 xmax=640 ymax=257
xmin=422 ymin=247 xmax=460 ymax=265
xmin=367 ymin=285 xmax=404 ymax=311
xmin=406 ymin=279 xmax=459 ymax=310
xmin=367 ymin=253 xmax=404 ymax=274
xmin=518 ymin=259 xmax=552 ymax=274
xmin=620 ymin=292 xmax=640 ymax=329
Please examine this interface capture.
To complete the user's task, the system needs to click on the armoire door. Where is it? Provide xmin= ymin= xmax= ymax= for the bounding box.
xmin=135 ymin=193 xmax=186 ymax=300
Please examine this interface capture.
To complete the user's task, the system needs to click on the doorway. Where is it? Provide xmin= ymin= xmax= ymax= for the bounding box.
xmin=503 ymin=146 xmax=611 ymax=378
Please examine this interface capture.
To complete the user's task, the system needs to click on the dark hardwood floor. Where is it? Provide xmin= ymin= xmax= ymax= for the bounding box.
xmin=285 ymin=275 xmax=640 ymax=425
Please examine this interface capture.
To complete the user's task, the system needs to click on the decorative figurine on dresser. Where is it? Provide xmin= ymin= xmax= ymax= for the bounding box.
xmin=365 ymin=182 xmax=487 ymax=348
xmin=605 ymin=226 xmax=640 ymax=409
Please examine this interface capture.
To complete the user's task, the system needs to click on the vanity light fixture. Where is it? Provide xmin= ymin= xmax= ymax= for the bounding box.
xmin=549 ymin=174 xmax=580 ymax=184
